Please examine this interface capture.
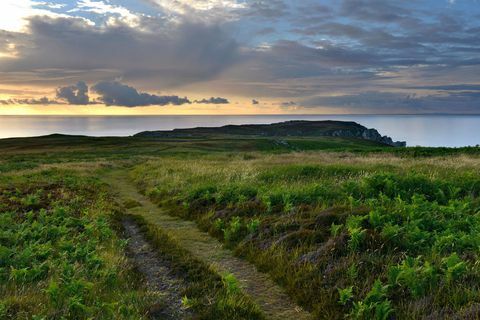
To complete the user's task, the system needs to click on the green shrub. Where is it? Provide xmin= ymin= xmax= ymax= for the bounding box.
xmin=442 ymin=253 xmax=467 ymax=283
xmin=349 ymin=280 xmax=393 ymax=320
xmin=388 ymin=256 xmax=437 ymax=298
xmin=330 ymin=222 xmax=343 ymax=237
xmin=247 ymin=219 xmax=260 ymax=234
xmin=346 ymin=215 xmax=367 ymax=251
xmin=338 ymin=286 xmax=353 ymax=305
xmin=223 ymin=216 xmax=244 ymax=244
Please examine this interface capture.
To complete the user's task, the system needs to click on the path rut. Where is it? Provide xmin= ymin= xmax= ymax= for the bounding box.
xmin=122 ymin=217 xmax=191 ymax=320
xmin=104 ymin=170 xmax=312 ymax=320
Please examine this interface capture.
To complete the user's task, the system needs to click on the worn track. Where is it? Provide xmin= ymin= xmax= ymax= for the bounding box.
xmin=104 ymin=170 xmax=312 ymax=320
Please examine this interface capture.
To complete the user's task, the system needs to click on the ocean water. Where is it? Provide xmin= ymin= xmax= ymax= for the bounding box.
xmin=0 ymin=114 xmax=479 ymax=147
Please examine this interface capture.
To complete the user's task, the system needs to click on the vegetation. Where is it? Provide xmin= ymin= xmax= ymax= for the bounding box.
xmin=125 ymin=214 xmax=264 ymax=319
xmin=134 ymin=120 xmax=405 ymax=147
xmin=0 ymin=169 xmax=152 ymax=319
xmin=131 ymin=152 xmax=480 ymax=319
xmin=2 ymin=130 xmax=480 ymax=319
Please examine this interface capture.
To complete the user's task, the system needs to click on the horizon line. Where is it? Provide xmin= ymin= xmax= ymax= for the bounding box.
xmin=2 ymin=113 xmax=480 ymax=117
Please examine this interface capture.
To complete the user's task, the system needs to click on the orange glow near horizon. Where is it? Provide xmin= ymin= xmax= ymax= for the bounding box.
xmin=0 ymin=104 xmax=350 ymax=116
xmin=0 ymin=99 xmax=347 ymax=116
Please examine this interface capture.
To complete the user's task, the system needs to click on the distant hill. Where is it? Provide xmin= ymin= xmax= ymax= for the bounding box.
xmin=135 ymin=120 xmax=406 ymax=147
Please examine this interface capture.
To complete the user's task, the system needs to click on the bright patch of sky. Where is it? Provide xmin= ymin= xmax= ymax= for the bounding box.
xmin=1 ymin=0 xmax=480 ymax=113
xmin=0 ymin=0 xmax=70 ymax=31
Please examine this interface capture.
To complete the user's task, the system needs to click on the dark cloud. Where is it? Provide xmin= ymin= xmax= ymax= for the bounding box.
xmin=256 ymin=27 xmax=275 ymax=35
xmin=406 ymin=84 xmax=480 ymax=91
xmin=92 ymin=81 xmax=191 ymax=107
xmin=194 ymin=97 xmax=230 ymax=104
xmin=245 ymin=0 xmax=287 ymax=18
xmin=1 ymin=1 xmax=480 ymax=114
xmin=302 ymin=91 xmax=480 ymax=113
xmin=0 ymin=97 xmax=60 ymax=105
xmin=280 ymin=101 xmax=296 ymax=107
xmin=217 ymin=40 xmax=383 ymax=98
xmin=339 ymin=0 xmax=409 ymax=23
xmin=287 ymin=1 xmax=480 ymax=71
xmin=0 ymin=16 xmax=238 ymax=88
xmin=252 ymin=99 xmax=259 ymax=105
xmin=56 ymin=81 xmax=89 ymax=105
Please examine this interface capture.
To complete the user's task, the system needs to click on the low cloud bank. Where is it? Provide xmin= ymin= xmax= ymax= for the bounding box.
xmin=301 ymin=91 xmax=480 ymax=113
xmin=91 ymin=81 xmax=191 ymax=107
xmin=0 ymin=97 xmax=60 ymax=105
xmin=194 ymin=97 xmax=230 ymax=104
xmin=1 ymin=81 xmax=231 ymax=107
xmin=56 ymin=81 xmax=90 ymax=105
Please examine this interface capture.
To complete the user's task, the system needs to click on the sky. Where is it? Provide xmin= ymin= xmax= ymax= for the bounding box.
xmin=0 ymin=0 xmax=479 ymax=115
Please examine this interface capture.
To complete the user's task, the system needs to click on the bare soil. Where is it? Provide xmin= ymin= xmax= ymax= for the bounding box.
xmin=122 ymin=217 xmax=192 ymax=320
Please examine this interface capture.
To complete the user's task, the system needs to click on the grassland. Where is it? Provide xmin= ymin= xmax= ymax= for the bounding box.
xmin=1 ymin=131 xmax=480 ymax=319
xmin=0 ymin=169 xmax=153 ymax=319
xmin=130 ymin=152 xmax=480 ymax=319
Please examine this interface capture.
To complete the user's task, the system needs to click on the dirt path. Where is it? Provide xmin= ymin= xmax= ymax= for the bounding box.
xmin=122 ymin=217 xmax=191 ymax=320
xmin=104 ymin=170 xmax=312 ymax=320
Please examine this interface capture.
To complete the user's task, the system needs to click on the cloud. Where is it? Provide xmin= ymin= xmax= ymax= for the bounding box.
xmin=1 ymin=0 xmax=480 ymax=114
xmin=194 ymin=97 xmax=229 ymax=104
xmin=71 ymin=0 xmax=140 ymax=26
xmin=144 ymin=0 xmax=247 ymax=22
xmin=256 ymin=27 xmax=275 ymax=35
xmin=0 ymin=16 xmax=239 ymax=88
xmin=91 ymin=81 xmax=190 ymax=107
xmin=252 ymin=99 xmax=259 ymax=105
xmin=0 ymin=0 xmax=74 ymax=32
xmin=245 ymin=0 xmax=287 ymax=18
xmin=280 ymin=101 xmax=296 ymax=107
xmin=38 ymin=2 xmax=67 ymax=10
xmin=56 ymin=81 xmax=90 ymax=105
xmin=0 ymin=97 xmax=60 ymax=105
xmin=406 ymin=84 xmax=480 ymax=91
xmin=339 ymin=0 xmax=409 ymax=23
xmin=302 ymin=91 xmax=480 ymax=113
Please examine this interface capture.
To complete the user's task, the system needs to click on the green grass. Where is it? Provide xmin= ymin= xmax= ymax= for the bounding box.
xmin=2 ymin=133 xmax=480 ymax=319
xmin=0 ymin=169 xmax=152 ymax=319
xmin=131 ymin=152 xmax=480 ymax=319
xmin=1 ymin=134 xmax=479 ymax=175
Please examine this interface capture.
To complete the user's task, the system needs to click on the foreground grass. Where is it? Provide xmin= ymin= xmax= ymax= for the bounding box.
xmin=131 ymin=152 xmax=480 ymax=319
xmin=2 ymin=133 xmax=480 ymax=320
xmin=0 ymin=169 xmax=152 ymax=319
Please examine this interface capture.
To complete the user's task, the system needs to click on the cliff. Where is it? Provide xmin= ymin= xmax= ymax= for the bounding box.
xmin=135 ymin=120 xmax=406 ymax=147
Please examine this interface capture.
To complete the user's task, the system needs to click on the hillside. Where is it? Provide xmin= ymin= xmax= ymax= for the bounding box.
xmin=135 ymin=120 xmax=407 ymax=147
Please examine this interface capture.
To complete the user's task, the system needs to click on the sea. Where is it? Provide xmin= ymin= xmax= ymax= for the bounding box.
xmin=0 ymin=114 xmax=479 ymax=147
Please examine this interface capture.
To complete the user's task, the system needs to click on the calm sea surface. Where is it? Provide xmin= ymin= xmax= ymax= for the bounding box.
xmin=0 ymin=115 xmax=479 ymax=147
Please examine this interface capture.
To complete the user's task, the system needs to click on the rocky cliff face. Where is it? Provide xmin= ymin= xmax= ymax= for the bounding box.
xmin=331 ymin=128 xmax=406 ymax=147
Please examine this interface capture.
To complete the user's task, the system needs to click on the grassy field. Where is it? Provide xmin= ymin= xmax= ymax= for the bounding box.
xmin=131 ymin=152 xmax=480 ymax=319
xmin=0 ymin=169 xmax=153 ymax=319
xmin=1 ymin=133 xmax=480 ymax=319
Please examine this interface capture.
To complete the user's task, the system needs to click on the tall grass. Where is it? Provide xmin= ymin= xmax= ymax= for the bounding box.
xmin=131 ymin=152 xmax=480 ymax=319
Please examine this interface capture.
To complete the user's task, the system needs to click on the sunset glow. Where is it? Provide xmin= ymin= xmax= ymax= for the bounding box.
xmin=0 ymin=0 xmax=479 ymax=115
